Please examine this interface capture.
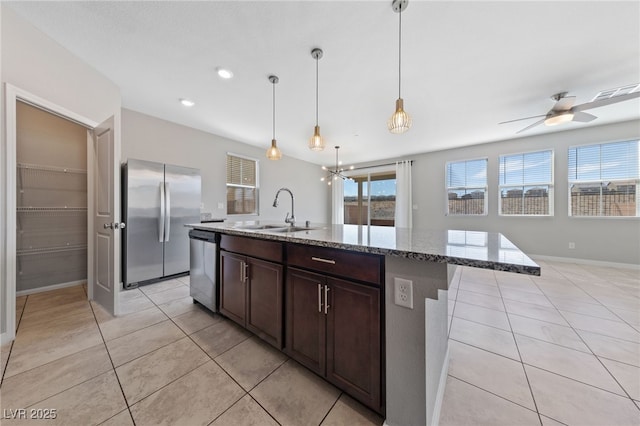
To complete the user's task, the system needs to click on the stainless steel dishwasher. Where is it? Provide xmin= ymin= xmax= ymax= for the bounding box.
xmin=189 ymin=229 xmax=219 ymax=312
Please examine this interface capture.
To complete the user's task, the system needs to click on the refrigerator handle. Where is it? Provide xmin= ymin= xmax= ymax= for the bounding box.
xmin=164 ymin=182 xmax=171 ymax=242
xmin=159 ymin=182 xmax=165 ymax=242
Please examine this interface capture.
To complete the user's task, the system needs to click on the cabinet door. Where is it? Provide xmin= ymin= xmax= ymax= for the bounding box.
xmin=219 ymin=251 xmax=246 ymax=326
xmin=285 ymin=268 xmax=326 ymax=375
xmin=246 ymin=258 xmax=283 ymax=349
xmin=326 ymin=277 xmax=381 ymax=412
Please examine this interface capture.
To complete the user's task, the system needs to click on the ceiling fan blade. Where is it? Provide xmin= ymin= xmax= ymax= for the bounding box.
xmin=516 ymin=118 xmax=545 ymax=134
xmin=552 ymin=96 xmax=576 ymax=112
xmin=572 ymin=111 xmax=598 ymax=122
xmin=499 ymin=114 xmax=546 ymax=125
xmin=573 ymin=91 xmax=640 ymax=112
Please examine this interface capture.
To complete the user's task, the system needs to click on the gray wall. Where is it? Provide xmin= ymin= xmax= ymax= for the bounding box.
xmin=1 ymin=6 xmax=121 ymax=338
xmin=357 ymin=120 xmax=640 ymax=266
xmin=121 ymin=108 xmax=331 ymax=224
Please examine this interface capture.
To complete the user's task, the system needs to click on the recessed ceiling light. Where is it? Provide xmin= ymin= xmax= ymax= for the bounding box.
xmin=216 ymin=68 xmax=234 ymax=79
xmin=180 ymin=98 xmax=195 ymax=107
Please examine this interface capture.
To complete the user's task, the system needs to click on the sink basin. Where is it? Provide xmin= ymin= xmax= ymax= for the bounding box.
xmin=235 ymin=224 xmax=288 ymax=230
xmin=272 ymin=226 xmax=318 ymax=233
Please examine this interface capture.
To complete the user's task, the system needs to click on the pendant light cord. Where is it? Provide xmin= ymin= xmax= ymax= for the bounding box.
xmin=272 ymin=80 xmax=276 ymax=140
xmin=398 ymin=6 xmax=402 ymax=99
xmin=315 ymin=56 xmax=319 ymax=126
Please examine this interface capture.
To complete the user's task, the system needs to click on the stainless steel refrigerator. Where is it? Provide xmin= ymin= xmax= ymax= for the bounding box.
xmin=122 ymin=159 xmax=201 ymax=289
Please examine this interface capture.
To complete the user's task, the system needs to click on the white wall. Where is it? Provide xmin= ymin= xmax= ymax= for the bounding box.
xmin=1 ymin=6 xmax=121 ymax=337
xmin=357 ymin=120 xmax=640 ymax=266
xmin=121 ymin=108 xmax=330 ymax=224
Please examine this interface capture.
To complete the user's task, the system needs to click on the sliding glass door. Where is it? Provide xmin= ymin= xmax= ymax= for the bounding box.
xmin=344 ymin=171 xmax=396 ymax=226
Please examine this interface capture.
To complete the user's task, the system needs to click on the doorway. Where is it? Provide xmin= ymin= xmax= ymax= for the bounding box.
xmin=344 ymin=170 xmax=397 ymax=226
xmin=16 ymin=101 xmax=89 ymax=295
xmin=2 ymin=84 xmax=120 ymax=345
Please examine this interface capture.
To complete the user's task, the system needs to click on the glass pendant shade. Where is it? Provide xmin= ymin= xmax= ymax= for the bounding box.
xmin=388 ymin=98 xmax=412 ymax=134
xmin=266 ymin=139 xmax=282 ymax=160
xmin=308 ymin=125 xmax=325 ymax=151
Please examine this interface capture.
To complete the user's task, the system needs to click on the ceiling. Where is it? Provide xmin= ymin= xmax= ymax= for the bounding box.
xmin=6 ymin=1 xmax=640 ymax=166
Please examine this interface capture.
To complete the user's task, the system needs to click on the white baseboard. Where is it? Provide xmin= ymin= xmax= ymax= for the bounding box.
xmin=0 ymin=332 xmax=11 ymax=346
xmin=530 ymin=254 xmax=640 ymax=271
xmin=430 ymin=344 xmax=450 ymax=426
xmin=16 ymin=280 xmax=87 ymax=297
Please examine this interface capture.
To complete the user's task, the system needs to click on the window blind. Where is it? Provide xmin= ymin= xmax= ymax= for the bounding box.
xmin=226 ymin=154 xmax=258 ymax=215
xmin=568 ymin=140 xmax=639 ymax=182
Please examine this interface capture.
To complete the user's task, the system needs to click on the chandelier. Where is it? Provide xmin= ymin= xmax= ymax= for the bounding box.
xmin=321 ymin=146 xmax=353 ymax=185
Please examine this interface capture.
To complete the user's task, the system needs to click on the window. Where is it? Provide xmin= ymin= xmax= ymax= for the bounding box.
xmin=568 ymin=140 xmax=639 ymax=217
xmin=446 ymin=158 xmax=488 ymax=215
xmin=226 ymin=154 xmax=258 ymax=215
xmin=499 ymin=150 xmax=553 ymax=215
xmin=344 ymin=171 xmax=396 ymax=226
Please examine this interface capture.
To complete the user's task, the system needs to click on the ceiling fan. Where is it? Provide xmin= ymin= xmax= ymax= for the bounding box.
xmin=500 ymin=86 xmax=640 ymax=134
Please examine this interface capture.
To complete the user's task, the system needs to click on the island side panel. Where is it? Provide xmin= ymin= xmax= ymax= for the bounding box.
xmin=384 ymin=257 xmax=452 ymax=426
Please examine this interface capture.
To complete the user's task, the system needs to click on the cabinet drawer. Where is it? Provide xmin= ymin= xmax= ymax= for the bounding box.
xmin=220 ymin=234 xmax=283 ymax=263
xmin=286 ymin=244 xmax=382 ymax=285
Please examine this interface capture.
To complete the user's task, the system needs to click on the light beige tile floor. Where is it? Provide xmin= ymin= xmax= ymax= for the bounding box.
xmin=443 ymin=260 xmax=640 ymax=426
xmin=2 ymin=261 xmax=639 ymax=425
xmin=0 ymin=276 xmax=383 ymax=425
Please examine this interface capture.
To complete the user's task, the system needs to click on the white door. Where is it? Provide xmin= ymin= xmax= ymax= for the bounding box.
xmin=92 ymin=116 xmax=120 ymax=315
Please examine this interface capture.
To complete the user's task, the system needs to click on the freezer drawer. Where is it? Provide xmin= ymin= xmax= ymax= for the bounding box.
xmin=189 ymin=230 xmax=218 ymax=312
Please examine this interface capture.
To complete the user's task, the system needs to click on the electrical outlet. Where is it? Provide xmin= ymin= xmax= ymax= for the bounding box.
xmin=569 ymin=242 xmax=575 ymax=249
xmin=394 ymin=277 xmax=414 ymax=309
xmin=217 ymin=202 xmax=224 ymax=209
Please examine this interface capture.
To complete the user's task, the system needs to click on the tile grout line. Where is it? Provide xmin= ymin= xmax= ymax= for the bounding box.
xmin=532 ymin=268 xmax=640 ymax=409
xmin=555 ymin=264 xmax=640 ymax=325
xmin=543 ymin=292 xmax=640 ymax=406
xmin=1 ymin=294 xmax=28 ymax=386
xmin=88 ymin=298 xmax=138 ymax=426
xmin=492 ymin=269 xmax=544 ymax=426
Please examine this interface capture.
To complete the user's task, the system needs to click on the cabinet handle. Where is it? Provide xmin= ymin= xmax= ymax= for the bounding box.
xmin=318 ymin=283 xmax=322 ymax=313
xmin=311 ymin=257 xmax=336 ymax=265
xmin=240 ymin=261 xmax=245 ymax=283
xmin=324 ymin=285 xmax=330 ymax=314
xmin=244 ymin=262 xmax=249 ymax=283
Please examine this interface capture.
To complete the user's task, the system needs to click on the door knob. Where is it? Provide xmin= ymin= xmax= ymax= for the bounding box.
xmin=114 ymin=222 xmax=126 ymax=229
xmin=103 ymin=223 xmax=113 ymax=229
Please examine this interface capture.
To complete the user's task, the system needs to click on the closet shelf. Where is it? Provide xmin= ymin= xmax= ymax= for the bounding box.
xmin=17 ymin=207 xmax=87 ymax=213
xmin=17 ymin=244 xmax=87 ymax=256
xmin=17 ymin=163 xmax=87 ymax=174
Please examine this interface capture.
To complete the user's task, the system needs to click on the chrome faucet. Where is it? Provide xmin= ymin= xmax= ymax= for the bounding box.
xmin=272 ymin=188 xmax=295 ymax=225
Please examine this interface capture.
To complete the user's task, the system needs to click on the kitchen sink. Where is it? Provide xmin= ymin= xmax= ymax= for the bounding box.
xmin=235 ymin=224 xmax=289 ymax=230
xmin=272 ymin=226 xmax=318 ymax=232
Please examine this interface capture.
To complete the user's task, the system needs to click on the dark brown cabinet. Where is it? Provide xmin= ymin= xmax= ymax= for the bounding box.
xmin=285 ymin=243 xmax=383 ymax=414
xmin=219 ymin=235 xmax=284 ymax=349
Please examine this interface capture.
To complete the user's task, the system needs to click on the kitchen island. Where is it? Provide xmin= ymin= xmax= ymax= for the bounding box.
xmin=187 ymin=221 xmax=540 ymax=426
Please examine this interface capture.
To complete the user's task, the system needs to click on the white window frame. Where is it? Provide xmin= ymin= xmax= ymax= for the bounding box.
xmin=567 ymin=140 xmax=639 ymax=218
xmin=498 ymin=149 xmax=554 ymax=216
xmin=445 ymin=157 xmax=488 ymax=216
xmin=226 ymin=152 xmax=259 ymax=216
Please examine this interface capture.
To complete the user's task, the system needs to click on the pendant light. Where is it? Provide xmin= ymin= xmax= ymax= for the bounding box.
xmin=266 ymin=75 xmax=282 ymax=160
xmin=309 ymin=48 xmax=326 ymax=151
xmin=388 ymin=0 xmax=412 ymax=134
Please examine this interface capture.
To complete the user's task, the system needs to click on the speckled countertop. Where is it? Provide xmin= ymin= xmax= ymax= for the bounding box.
xmin=187 ymin=221 xmax=540 ymax=276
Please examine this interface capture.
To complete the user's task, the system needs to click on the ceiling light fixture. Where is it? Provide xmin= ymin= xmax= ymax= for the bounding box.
xmin=309 ymin=48 xmax=326 ymax=151
xmin=179 ymin=98 xmax=195 ymax=107
xmin=266 ymin=75 xmax=282 ymax=160
xmin=321 ymin=146 xmax=353 ymax=185
xmin=216 ymin=68 xmax=233 ymax=79
xmin=544 ymin=111 xmax=574 ymax=126
xmin=388 ymin=0 xmax=412 ymax=134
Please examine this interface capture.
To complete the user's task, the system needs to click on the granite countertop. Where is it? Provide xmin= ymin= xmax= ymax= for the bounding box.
xmin=187 ymin=221 xmax=541 ymax=276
